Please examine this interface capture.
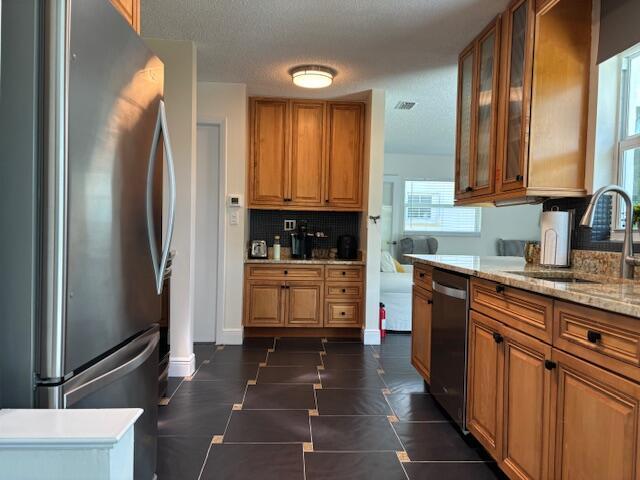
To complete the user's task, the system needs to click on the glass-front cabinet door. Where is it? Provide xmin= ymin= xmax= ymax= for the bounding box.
xmin=455 ymin=46 xmax=476 ymax=197
xmin=471 ymin=19 xmax=501 ymax=196
xmin=498 ymin=0 xmax=534 ymax=193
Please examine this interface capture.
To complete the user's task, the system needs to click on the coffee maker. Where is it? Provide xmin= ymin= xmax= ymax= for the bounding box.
xmin=291 ymin=222 xmax=314 ymax=260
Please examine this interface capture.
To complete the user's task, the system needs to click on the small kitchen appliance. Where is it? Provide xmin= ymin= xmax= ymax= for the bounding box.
xmin=291 ymin=222 xmax=314 ymax=260
xmin=337 ymin=235 xmax=358 ymax=260
xmin=540 ymin=208 xmax=573 ymax=267
xmin=250 ymin=240 xmax=268 ymax=259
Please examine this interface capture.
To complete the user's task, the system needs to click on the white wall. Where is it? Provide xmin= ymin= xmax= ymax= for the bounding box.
xmin=193 ymin=125 xmax=220 ymax=342
xmin=363 ymin=90 xmax=386 ymax=345
xmin=197 ymin=82 xmax=248 ymax=345
xmin=144 ymin=39 xmax=198 ymax=376
xmin=383 ymin=153 xmax=542 ymax=256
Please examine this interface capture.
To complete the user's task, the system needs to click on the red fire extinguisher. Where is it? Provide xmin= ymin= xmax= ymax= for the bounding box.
xmin=379 ymin=302 xmax=386 ymax=338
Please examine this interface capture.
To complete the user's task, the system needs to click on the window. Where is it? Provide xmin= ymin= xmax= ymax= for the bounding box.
xmin=616 ymin=46 xmax=640 ymax=228
xmin=403 ymin=180 xmax=481 ymax=234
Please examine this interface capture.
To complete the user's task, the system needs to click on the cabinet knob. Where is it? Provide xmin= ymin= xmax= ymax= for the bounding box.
xmin=544 ymin=360 xmax=557 ymax=370
xmin=427 ymin=299 xmax=433 ymax=305
xmin=341 ymin=312 xmax=346 ymax=316
xmin=515 ymin=175 xmax=524 ymax=182
xmin=587 ymin=330 xmax=602 ymax=344
xmin=284 ymin=270 xmax=288 ymax=275
xmin=492 ymin=332 xmax=504 ymax=344
xmin=465 ymin=186 xmax=473 ymax=193
xmin=419 ymin=273 xmax=425 ymax=278
xmin=342 ymin=289 xmax=347 ymax=293
xmin=342 ymin=271 xmax=346 ymax=276
xmin=495 ymin=284 xmax=505 ymax=294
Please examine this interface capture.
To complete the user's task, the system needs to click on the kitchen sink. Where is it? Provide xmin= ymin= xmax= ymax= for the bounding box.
xmin=505 ymin=271 xmax=601 ymax=284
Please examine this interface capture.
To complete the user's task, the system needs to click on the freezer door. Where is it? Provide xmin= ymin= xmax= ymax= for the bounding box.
xmin=60 ymin=0 xmax=164 ymax=374
xmin=38 ymin=326 xmax=160 ymax=480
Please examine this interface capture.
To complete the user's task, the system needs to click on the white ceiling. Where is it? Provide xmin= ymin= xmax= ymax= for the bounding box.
xmin=141 ymin=0 xmax=508 ymax=156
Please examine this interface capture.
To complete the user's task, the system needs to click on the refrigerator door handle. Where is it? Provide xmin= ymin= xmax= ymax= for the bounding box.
xmin=146 ymin=100 xmax=176 ymax=295
xmin=63 ymin=328 xmax=160 ymax=407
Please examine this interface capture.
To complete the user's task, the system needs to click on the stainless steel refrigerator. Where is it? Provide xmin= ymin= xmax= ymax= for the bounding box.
xmin=0 ymin=1 xmax=176 ymax=479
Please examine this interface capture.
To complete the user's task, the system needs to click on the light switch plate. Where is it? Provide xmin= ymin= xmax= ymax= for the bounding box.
xmin=230 ymin=211 xmax=240 ymax=225
xmin=284 ymin=219 xmax=296 ymax=231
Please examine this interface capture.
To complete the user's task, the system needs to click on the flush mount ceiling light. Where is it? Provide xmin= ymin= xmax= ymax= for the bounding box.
xmin=290 ymin=65 xmax=336 ymax=89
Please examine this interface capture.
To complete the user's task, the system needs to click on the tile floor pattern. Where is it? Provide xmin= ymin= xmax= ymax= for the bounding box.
xmin=157 ymin=335 xmax=505 ymax=479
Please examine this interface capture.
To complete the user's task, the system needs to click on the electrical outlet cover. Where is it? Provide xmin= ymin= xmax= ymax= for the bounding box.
xmin=284 ymin=219 xmax=296 ymax=231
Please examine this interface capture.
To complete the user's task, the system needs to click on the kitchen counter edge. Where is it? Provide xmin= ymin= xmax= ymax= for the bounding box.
xmin=407 ymin=254 xmax=640 ymax=318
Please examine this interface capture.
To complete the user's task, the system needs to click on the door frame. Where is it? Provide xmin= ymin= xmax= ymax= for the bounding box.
xmin=382 ymin=175 xmax=401 ymax=257
xmin=196 ymin=120 xmax=227 ymax=344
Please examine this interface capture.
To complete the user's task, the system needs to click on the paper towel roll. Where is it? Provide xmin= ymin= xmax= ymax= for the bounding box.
xmin=540 ymin=211 xmax=571 ymax=267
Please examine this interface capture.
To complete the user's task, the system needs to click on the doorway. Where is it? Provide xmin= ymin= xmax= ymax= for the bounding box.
xmin=194 ymin=124 xmax=221 ymax=342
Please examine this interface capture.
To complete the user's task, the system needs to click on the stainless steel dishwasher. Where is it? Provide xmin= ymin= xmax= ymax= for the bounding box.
xmin=430 ymin=268 xmax=470 ymax=432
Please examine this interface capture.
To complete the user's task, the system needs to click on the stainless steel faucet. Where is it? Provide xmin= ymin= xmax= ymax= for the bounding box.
xmin=580 ymin=185 xmax=639 ymax=279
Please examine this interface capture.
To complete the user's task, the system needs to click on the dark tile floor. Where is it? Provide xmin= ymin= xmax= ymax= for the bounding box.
xmin=157 ymin=334 xmax=504 ymax=480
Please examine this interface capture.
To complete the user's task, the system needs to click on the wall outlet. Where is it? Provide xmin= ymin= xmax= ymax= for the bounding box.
xmin=284 ymin=220 xmax=296 ymax=231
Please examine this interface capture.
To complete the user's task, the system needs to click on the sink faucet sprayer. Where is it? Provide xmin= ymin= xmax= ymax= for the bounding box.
xmin=579 ymin=185 xmax=639 ymax=279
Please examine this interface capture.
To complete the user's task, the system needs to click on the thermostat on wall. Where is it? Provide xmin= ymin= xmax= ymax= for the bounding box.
xmin=228 ymin=194 xmax=243 ymax=208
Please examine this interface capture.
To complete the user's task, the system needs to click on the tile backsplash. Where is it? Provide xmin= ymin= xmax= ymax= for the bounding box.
xmin=543 ymin=195 xmax=639 ymax=254
xmin=249 ymin=210 xmax=361 ymax=250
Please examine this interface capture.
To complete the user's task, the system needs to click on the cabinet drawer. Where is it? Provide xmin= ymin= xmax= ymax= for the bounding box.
xmin=325 ymin=301 xmax=361 ymax=328
xmin=325 ymin=266 xmax=364 ymax=281
xmin=470 ymin=278 xmax=553 ymax=343
xmin=246 ymin=265 xmax=324 ymax=280
xmin=413 ymin=264 xmax=433 ymax=291
xmin=554 ymin=301 xmax=640 ymax=383
xmin=326 ymin=282 xmax=363 ymax=299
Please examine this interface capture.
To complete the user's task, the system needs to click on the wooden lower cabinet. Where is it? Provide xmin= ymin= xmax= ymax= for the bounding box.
xmin=467 ymin=311 xmax=503 ymax=459
xmin=325 ymin=301 xmax=360 ymax=328
xmin=245 ymin=281 xmax=285 ymax=327
xmin=550 ymin=348 xmax=640 ymax=480
xmin=244 ymin=264 xmax=363 ymax=329
xmin=467 ymin=311 xmax=552 ymax=479
xmin=411 ymin=286 xmax=432 ymax=382
xmin=286 ymin=282 xmax=323 ymax=327
xmin=501 ymin=326 xmax=552 ymax=480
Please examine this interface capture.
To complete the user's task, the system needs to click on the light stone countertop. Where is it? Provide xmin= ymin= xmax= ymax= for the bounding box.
xmin=0 ymin=409 xmax=143 ymax=447
xmin=406 ymin=254 xmax=640 ymax=318
xmin=245 ymin=258 xmax=365 ymax=266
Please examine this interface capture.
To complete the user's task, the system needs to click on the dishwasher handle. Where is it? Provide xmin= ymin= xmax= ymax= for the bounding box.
xmin=432 ymin=280 xmax=467 ymax=300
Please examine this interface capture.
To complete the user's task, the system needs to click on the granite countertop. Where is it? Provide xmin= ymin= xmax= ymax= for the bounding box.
xmin=406 ymin=254 xmax=640 ymax=318
xmin=245 ymin=258 xmax=365 ymax=266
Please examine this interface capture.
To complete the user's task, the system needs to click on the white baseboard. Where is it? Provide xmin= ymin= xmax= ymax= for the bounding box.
xmin=168 ymin=353 xmax=195 ymax=377
xmin=363 ymin=328 xmax=381 ymax=345
xmin=219 ymin=328 xmax=243 ymax=345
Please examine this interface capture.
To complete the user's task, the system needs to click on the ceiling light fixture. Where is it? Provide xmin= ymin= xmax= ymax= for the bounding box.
xmin=290 ymin=65 xmax=336 ymax=89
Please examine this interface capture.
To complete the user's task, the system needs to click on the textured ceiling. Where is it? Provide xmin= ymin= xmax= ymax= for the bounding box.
xmin=141 ymin=0 xmax=508 ymax=155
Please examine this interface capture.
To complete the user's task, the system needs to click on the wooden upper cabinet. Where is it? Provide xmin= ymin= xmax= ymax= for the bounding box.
xmin=496 ymin=0 xmax=535 ymax=194
xmin=110 ymin=0 xmax=140 ymax=33
xmin=326 ymin=102 xmax=365 ymax=209
xmin=455 ymin=46 xmax=476 ymax=197
xmin=550 ymin=348 xmax=640 ymax=480
xmin=250 ymin=99 xmax=289 ymax=206
xmin=456 ymin=0 xmax=591 ymax=205
xmin=290 ymin=101 xmax=325 ymax=206
xmin=248 ymin=98 xmax=364 ymax=210
xmin=456 ymin=17 xmax=500 ymax=200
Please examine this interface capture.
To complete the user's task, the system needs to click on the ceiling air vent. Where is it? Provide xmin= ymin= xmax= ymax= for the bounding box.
xmin=394 ymin=101 xmax=416 ymax=110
